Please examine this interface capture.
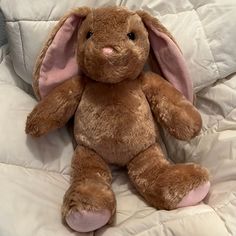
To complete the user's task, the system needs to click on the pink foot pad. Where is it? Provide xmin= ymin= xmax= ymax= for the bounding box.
xmin=177 ymin=181 xmax=210 ymax=208
xmin=66 ymin=209 xmax=111 ymax=232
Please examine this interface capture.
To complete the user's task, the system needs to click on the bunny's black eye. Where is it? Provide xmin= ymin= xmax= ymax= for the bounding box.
xmin=86 ymin=31 xmax=93 ymax=39
xmin=127 ymin=32 xmax=136 ymax=40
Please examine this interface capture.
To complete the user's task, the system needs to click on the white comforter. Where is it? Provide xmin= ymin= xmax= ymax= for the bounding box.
xmin=0 ymin=0 xmax=236 ymax=235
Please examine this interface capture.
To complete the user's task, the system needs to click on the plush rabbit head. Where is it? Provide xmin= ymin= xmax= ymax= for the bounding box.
xmin=34 ymin=6 xmax=193 ymax=101
xmin=77 ymin=7 xmax=149 ymax=84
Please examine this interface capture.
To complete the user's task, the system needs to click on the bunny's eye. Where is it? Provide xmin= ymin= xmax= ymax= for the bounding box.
xmin=86 ymin=31 xmax=93 ymax=39
xmin=127 ymin=32 xmax=136 ymax=40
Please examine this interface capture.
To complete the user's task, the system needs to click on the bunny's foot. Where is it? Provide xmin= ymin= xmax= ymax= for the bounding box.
xmin=62 ymin=146 xmax=116 ymax=232
xmin=127 ymin=143 xmax=210 ymax=210
xmin=62 ymin=179 xmax=115 ymax=232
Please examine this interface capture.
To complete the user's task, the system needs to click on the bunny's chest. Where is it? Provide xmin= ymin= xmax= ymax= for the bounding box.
xmin=74 ymin=80 xmax=157 ymax=165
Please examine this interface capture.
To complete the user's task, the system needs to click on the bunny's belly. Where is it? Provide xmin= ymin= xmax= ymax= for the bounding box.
xmin=74 ymin=81 xmax=157 ymax=166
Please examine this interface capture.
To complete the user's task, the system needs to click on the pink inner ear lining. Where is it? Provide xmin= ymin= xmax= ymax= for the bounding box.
xmin=38 ymin=15 xmax=81 ymax=98
xmin=146 ymin=23 xmax=193 ymax=102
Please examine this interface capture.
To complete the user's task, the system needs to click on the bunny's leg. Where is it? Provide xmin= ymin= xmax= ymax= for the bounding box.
xmin=127 ymin=143 xmax=210 ymax=210
xmin=62 ymin=146 xmax=116 ymax=232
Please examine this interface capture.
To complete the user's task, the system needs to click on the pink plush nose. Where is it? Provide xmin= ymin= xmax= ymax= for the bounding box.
xmin=102 ymin=47 xmax=114 ymax=56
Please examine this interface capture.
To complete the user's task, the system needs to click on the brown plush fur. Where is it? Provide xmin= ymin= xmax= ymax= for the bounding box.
xmin=141 ymin=72 xmax=202 ymax=140
xmin=26 ymin=76 xmax=85 ymax=136
xmin=26 ymin=6 xmax=209 ymax=231
xmin=62 ymin=146 xmax=116 ymax=222
xmin=127 ymin=143 xmax=209 ymax=210
xmin=74 ymin=77 xmax=156 ymax=166
xmin=77 ymin=7 xmax=149 ymax=83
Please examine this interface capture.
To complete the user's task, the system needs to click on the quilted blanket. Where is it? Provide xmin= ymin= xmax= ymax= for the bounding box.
xmin=0 ymin=0 xmax=236 ymax=235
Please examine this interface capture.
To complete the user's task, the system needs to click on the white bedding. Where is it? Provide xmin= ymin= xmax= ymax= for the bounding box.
xmin=0 ymin=0 xmax=236 ymax=235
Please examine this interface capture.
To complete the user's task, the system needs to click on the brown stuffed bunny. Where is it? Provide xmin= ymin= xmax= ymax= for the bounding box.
xmin=25 ymin=6 xmax=210 ymax=233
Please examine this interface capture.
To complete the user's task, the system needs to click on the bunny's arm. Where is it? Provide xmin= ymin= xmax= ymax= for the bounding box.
xmin=141 ymin=72 xmax=202 ymax=141
xmin=26 ymin=76 xmax=85 ymax=137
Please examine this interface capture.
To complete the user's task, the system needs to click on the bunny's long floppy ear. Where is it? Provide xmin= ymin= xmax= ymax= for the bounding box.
xmin=33 ymin=7 xmax=91 ymax=99
xmin=137 ymin=11 xmax=193 ymax=102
